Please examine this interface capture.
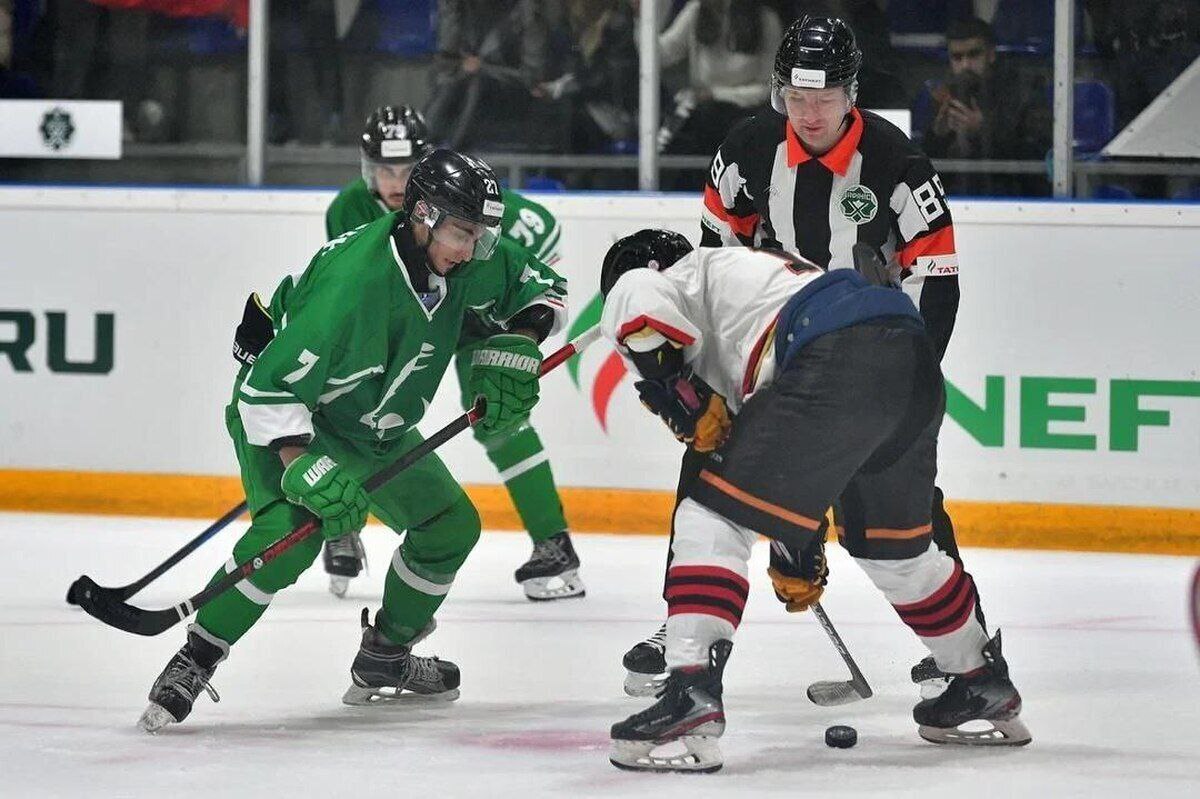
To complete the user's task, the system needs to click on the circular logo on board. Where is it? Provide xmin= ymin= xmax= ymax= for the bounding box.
xmin=839 ymin=184 xmax=878 ymax=224
xmin=40 ymin=107 xmax=76 ymax=151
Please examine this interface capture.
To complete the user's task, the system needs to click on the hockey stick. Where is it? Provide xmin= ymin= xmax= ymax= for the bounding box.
xmin=806 ymin=602 xmax=874 ymax=706
xmin=73 ymin=326 xmax=602 ymax=637
xmin=65 ymin=502 xmax=248 ymax=606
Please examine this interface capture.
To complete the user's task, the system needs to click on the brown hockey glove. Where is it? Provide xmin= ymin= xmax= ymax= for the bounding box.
xmin=768 ymin=536 xmax=829 ymax=613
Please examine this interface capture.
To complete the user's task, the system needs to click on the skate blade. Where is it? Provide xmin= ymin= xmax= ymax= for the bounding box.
xmin=328 ymin=575 xmax=350 ymax=598
xmin=521 ymin=570 xmax=586 ymax=601
xmin=919 ymin=716 xmax=1032 ymax=747
xmin=341 ymin=683 xmax=461 ymax=707
xmin=609 ymin=735 xmax=723 ymax=773
xmin=137 ymin=702 xmax=178 ymax=734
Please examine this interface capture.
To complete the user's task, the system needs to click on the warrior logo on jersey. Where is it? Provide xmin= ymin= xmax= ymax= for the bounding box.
xmin=839 ymin=185 xmax=878 ymax=224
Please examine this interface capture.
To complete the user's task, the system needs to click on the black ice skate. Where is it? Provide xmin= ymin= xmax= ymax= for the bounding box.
xmin=913 ymin=630 xmax=1031 ymax=746
xmin=609 ymin=639 xmax=732 ymax=774
xmin=514 ymin=530 xmax=585 ymax=601
xmin=323 ymin=531 xmax=367 ymax=598
xmin=911 ymin=655 xmax=952 ymax=699
xmin=138 ymin=625 xmax=228 ymax=733
xmin=622 ymin=622 xmax=668 ymax=697
xmin=342 ymin=609 xmax=460 ymax=705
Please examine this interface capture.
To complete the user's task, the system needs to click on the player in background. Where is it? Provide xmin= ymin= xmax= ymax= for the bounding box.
xmin=624 ymin=15 xmax=966 ymax=696
xmin=138 ymin=149 xmax=568 ymax=732
xmin=323 ymin=105 xmax=583 ymax=602
xmin=601 ymin=231 xmax=1028 ymax=772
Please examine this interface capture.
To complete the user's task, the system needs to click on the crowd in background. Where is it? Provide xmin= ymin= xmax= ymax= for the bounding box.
xmin=1 ymin=0 xmax=1198 ymax=197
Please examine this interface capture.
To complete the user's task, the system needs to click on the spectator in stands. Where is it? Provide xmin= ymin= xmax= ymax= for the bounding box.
xmin=51 ymin=0 xmax=152 ymax=136
xmin=1100 ymin=0 xmax=1200 ymax=128
xmin=654 ymin=0 xmax=783 ymax=158
xmin=425 ymin=0 xmax=552 ymax=149
xmin=920 ymin=16 xmax=1050 ymax=196
xmin=269 ymin=0 xmax=342 ymax=144
xmin=539 ymin=0 xmax=639 ymax=154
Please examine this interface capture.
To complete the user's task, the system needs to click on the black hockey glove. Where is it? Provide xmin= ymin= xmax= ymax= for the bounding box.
xmin=634 ymin=368 xmax=731 ymax=452
xmin=233 ymin=292 xmax=274 ymax=366
xmin=767 ymin=534 xmax=829 ymax=613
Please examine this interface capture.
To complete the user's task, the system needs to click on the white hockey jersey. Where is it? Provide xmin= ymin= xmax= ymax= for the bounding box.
xmin=600 ymin=247 xmax=824 ymax=411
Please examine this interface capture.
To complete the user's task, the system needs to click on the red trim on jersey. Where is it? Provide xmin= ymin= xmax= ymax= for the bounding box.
xmin=899 ymin=224 xmax=957 ymax=268
xmin=616 ymin=315 xmax=696 ymax=347
xmin=740 ymin=317 xmax=778 ymax=398
xmin=703 ymin=184 xmax=759 ymax=238
xmin=786 ymin=107 xmax=864 ymax=176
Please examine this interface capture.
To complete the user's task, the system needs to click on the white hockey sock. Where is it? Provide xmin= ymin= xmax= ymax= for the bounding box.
xmin=664 ymin=499 xmax=756 ymax=670
xmin=855 ymin=543 xmax=988 ymax=674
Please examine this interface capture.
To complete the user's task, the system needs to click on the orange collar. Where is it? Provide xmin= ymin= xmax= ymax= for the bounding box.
xmin=786 ymin=107 xmax=864 ymax=175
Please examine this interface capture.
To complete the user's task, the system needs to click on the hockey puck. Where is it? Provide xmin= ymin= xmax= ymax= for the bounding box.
xmin=825 ymin=725 xmax=857 ymax=748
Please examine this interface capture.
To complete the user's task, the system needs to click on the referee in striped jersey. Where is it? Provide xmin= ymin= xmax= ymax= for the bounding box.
xmin=622 ymin=15 xmax=970 ymax=696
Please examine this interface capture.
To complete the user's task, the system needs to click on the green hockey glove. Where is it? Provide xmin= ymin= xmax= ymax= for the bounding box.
xmin=468 ymin=333 xmax=544 ymax=436
xmin=280 ymin=453 xmax=369 ymax=540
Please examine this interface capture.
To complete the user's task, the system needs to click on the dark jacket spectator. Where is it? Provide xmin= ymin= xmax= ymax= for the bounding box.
xmin=425 ymin=0 xmax=552 ymax=148
xmin=920 ymin=16 xmax=1050 ymax=196
xmin=540 ymin=0 xmax=639 ymax=152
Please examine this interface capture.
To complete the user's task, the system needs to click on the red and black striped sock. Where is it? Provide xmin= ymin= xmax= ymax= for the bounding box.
xmin=892 ymin=561 xmax=979 ymax=638
xmin=665 ymin=565 xmax=749 ymax=627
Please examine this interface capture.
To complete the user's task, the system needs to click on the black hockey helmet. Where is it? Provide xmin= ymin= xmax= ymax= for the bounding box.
xmin=600 ymin=229 xmax=694 ymax=299
xmin=771 ymin=15 xmax=862 ymax=112
xmin=360 ymin=105 xmax=432 ymax=201
xmin=404 ymin=148 xmax=505 ymax=260
xmin=361 ymin=104 xmax=431 ymax=163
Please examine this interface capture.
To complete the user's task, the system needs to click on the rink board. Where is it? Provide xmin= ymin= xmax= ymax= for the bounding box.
xmin=1 ymin=188 xmax=1199 ymax=552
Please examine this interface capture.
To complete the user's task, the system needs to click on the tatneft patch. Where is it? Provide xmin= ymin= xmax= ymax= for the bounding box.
xmin=380 ymin=139 xmax=413 ymax=158
xmin=791 ymin=67 xmax=827 ymax=88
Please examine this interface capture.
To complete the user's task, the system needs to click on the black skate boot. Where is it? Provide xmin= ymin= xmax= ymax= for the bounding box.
xmin=610 ymin=639 xmax=732 ymax=773
xmin=622 ymin=622 xmax=668 ymax=697
xmin=342 ymin=609 xmax=460 ymax=705
xmin=323 ymin=531 xmax=366 ymax=598
xmin=911 ymin=655 xmax=952 ymax=699
xmin=913 ymin=630 xmax=1031 ymax=746
xmin=138 ymin=625 xmax=228 ymax=733
xmin=514 ymin=530 xmax=585 ymax=601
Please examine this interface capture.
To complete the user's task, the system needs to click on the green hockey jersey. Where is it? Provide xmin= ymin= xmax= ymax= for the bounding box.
xmin=238 ymin=212 xmax=567 ymax=448
xmin=325 ymin=178 xmax=562 ymax=266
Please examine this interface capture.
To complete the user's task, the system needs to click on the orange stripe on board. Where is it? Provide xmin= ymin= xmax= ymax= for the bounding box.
xmin=865 ymin=523 xmax=933 ymax=540
xmin=2 ymin=470 xmax=1200 ymax=556
xmin=697 ymin=470 xmax=822 ymax=531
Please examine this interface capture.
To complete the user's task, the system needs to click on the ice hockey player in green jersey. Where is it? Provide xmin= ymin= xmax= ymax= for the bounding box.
xmin=324 ymin=105 xmax=583 ymax=603
xmin=138 ymin=148 xmax=568 ymax=732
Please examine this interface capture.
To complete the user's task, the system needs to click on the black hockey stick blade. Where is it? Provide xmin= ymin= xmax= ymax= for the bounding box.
xmin=66 ymin=501 xmax=249 ymax=607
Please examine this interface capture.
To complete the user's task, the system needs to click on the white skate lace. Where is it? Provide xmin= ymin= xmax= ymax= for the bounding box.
xmin=408 ymin=654 xmax=443 ymax=688
xmin=642 ymin=623 xmax=667 ymax=654
xmin=530 ymin=536 xmax=568 ymax=568
xmin=166 ymin=655 xmax=221 ymax=704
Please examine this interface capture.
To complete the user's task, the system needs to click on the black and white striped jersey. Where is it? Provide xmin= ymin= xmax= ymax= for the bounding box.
xmin=699 ymin=108 xmax=960 ymax=358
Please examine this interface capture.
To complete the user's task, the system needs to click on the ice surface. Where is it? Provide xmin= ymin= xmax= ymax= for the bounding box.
xmin=1 ymin=512 xmax=1197 ymax=797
